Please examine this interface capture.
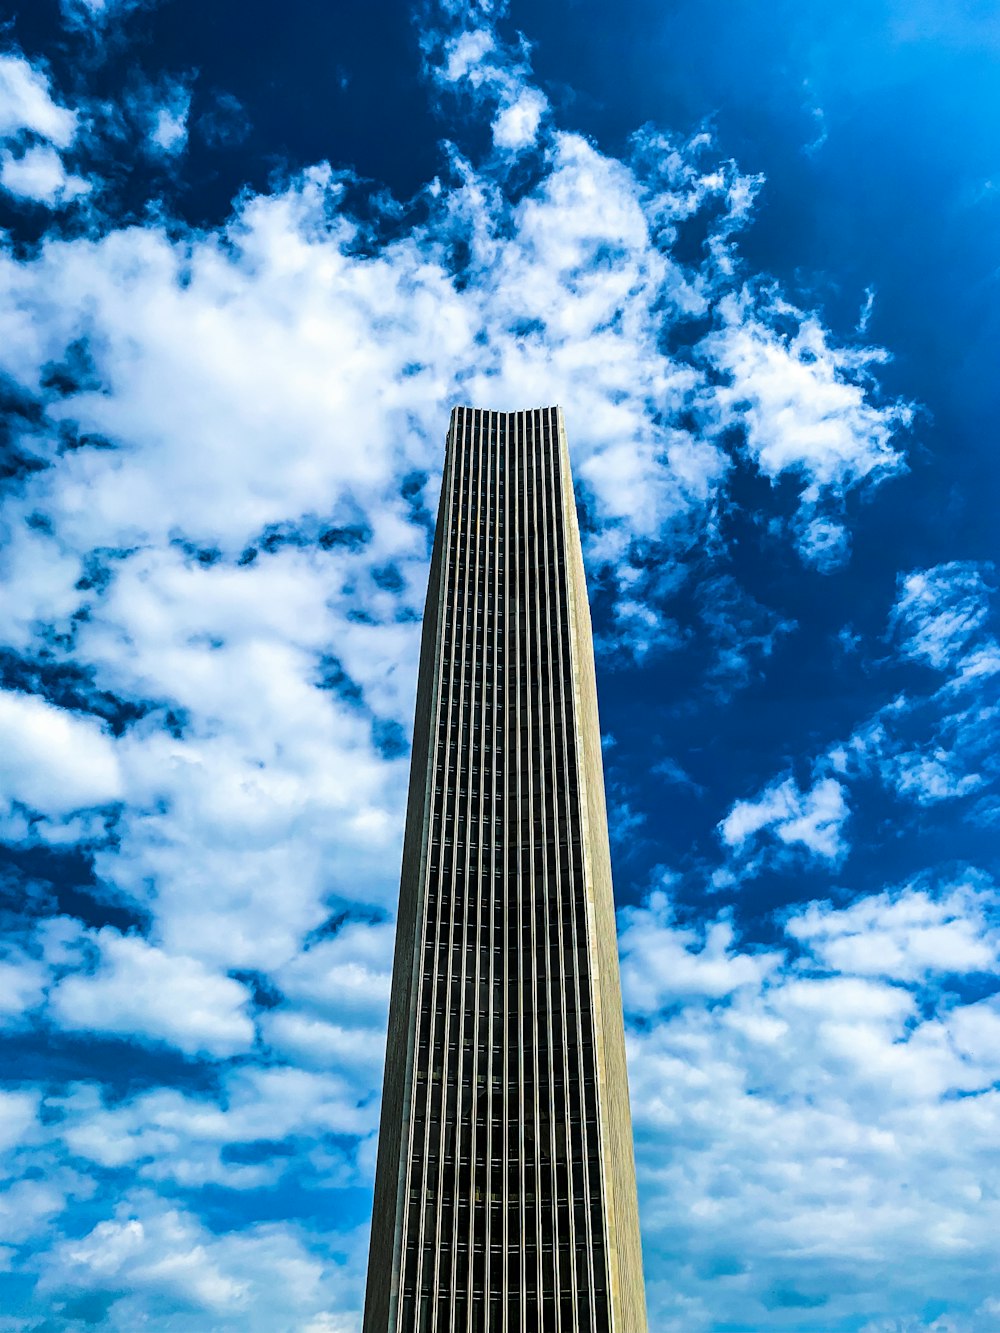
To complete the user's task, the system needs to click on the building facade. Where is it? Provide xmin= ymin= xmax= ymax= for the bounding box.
xmin=363 ymin=406 xmax=647 ymax=1333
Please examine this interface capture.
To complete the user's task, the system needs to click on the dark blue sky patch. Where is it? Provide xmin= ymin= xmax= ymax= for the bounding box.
xmin=313 ymin=653 xmax=364 ymax=708
xmin=0 ymin=1030 xmax=223 ymax=1099
xmin=399 ymin=468 xmax=435 ymax=540
xmin=228 ymin=970 xmax=283 ymax=1011
xmin=3 ymin=870 xmax=145 ymax=937
xmin=318 ymin=521 xmax=372 ymax=552
xmin=220 ymin=1138 xmax=297 ymax=1167
xmin=0 ymin=847 xmax=148 ymax=934
xmin=371 ymin=717 xmax=409 ymax=761
xmin=0 ymin=652 xmax=150 ymax=735
xmin=196 ymin=1177 xmax=374 ymax=1234
xmin=44 ymin=1288 xmax=122 ymax=1326
xmin=169 ymin=537 xmax=223 ymax=566
xmin=371 ymin=563 xmax=405 ymax=595
xmin=0 ymin=377 xmax=48 ymax=485
xmin=39 ymin=338 xmax=103 ymax=399
xmin=11 ymin=0 xmax=440 ymax=229
xmin=73 ymin=550 xmax=123 ymax=597
xmin=253 ymin=521 xmax=314 ymax=556
xmin=762 ymin=1286 xmax=829 ymax=1311
xmin=302 ymin=905 xmax=386 ymax=948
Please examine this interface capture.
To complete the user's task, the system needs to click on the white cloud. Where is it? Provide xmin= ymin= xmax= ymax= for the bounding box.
xmin=893 ymin=748 xmax=984 ymax=804
xmin=705 ymin=289 xmax=913 ymax=569
xmin=40 ymin=1192 xmax=364 ymax=1331
xmin=818 ymin=565 xmax=999 ymax=819
xmin=0 ymin=1178 xmax=68 ymax=1244
xmin=945 ymin=643 xmax=1000 ymax=693
xmin=890 ymin=562 xmax=995 ymax=672
xmin=787 ymin=875 xmax=1000 ymax=981
xmin=56 ymin=1063 xmax=374 ymax=1188
xmin=262 ymin=1009 xmax=387 ymax=1076
xmin=626 ymin=873 xmax=1000 ymax=1330
xmin=0 ymin=53 xmax=77 ymax=148
xmin=0 ymin=54 xmax=86 ymax=209
xmin=123 ymin=75 xmax=192 ymax=157
xmin=720 ymin=772 xmax=850 ymax=862
xmin=0 ymin=142 xmax=90 ymax=205
xmin=492 ymin=87 xmax=546 ymax=150
xmin=272 ymin=920 xmax=395 ymax=1027
xmin=440 ymin=28 xmax=494 ymax=84
xmin=49 ymin=930 xmax=255 ymax=1057
xmin=54 ymin=1203 xmax=249 ymax=1311
xmin=434 ymin=20 xmax=549 ymax=155
xmin=0 ymin=1089 xmax=39 ymax=1157
xmin=619 ymin=891 xmax=780 ymax=1011
xmin=0 ymin=690 xmax=123 ymax=818
xmin=150 ymin=101 xmax=188 ymax=154
xmin=0 ymin=949 xmax=48 ymax=1024
xmin=0 ymin=123 xmax=764 ymax=970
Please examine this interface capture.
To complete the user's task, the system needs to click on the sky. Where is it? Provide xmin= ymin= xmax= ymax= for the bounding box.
xmin=0 ymin=0 xmax=998 ymax=1329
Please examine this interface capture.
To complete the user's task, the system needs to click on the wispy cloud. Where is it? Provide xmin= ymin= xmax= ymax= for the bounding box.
xmin=890 ymin=561 xmax=997 ymax=672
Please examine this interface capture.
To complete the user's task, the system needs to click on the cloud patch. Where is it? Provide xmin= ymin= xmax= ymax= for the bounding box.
xmin=0 ymin=53 xmax=77 ymax=147
xmin=719 ymin=772 xmax=850 ymax=864
xmin=628 ymin=872 xmax=1000 ymax=1330
xmin=49 ymin=929 xmax=256 ymax=1057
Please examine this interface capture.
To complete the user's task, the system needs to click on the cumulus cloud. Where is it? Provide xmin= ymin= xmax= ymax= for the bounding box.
xmin=123 ymin=75 xmax=192 ymax=157
xmin=56 ymin=1063 xmax=374 ymax=1187
xmin=619 ymin=891 xmax=781 ymax=1011
xmin=150 ymin=100 xmax=188 ymax=155
xmin=0 ymin=1088 xmax=39 ymax=1155
xmin=893 ymin=747 xmax=985 ymax=804
xmin=0 ymin=1177 xmax=70 ymax=1245
xmin=0 ymin=947 xmax=49 ymax=1024
xmin=824 ymin=563 xmax=1000 ymax=817
xmin=492 ymin=86 xmax=546 ymax=150
xmin=432 ymin=20 xmax=549 ymax=152
xmin=0 ymin=97 xmax=899 ymax=973
xmin=0 ymin=690 xmax=123 ymax=820
xmin=727 ymin=560 xmax=1000 ymax=883
xmin=49 ymin=929 xmax=256 ymax=1057
xmin=787 ymin=873 xmax=1000 ymax=981
xmin=39 ymin=1192 xmax=362 ymax=1329
xmin=0 ymin=53 xmax=77 ymax=147
xmin=627 ymin=873 xmax=1000 ymax=1330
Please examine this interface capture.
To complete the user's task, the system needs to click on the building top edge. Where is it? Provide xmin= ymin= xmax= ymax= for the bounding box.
xmin=449 ymin=404 xmax=562 ymax=416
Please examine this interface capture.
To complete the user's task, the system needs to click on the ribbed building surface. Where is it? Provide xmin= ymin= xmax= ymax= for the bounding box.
xmin=364 ymin=406 xmax=647 ymax=1333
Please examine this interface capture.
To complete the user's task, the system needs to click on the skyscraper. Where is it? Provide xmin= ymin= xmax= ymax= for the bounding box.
xmin=364 ymin=406 xmax=646 ymax=1333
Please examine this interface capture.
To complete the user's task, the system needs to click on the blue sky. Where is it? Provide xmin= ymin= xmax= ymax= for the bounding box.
xmin=0 ymin=0 xmax=998 ymax=1329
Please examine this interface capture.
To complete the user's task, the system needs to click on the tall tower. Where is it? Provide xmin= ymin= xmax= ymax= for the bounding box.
xmin=364 ymin=406 xmax=646 ymax=1333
